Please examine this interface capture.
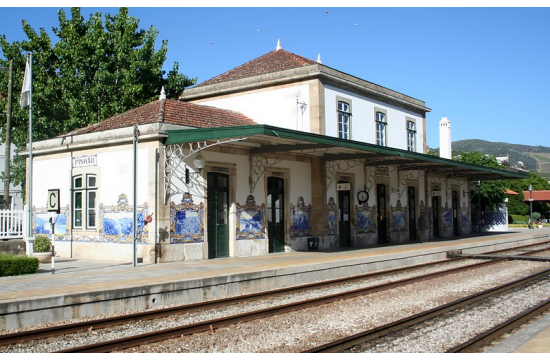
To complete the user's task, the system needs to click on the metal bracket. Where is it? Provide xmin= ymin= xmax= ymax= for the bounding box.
xmin=164 ymin=137 xmax=247 ymax=204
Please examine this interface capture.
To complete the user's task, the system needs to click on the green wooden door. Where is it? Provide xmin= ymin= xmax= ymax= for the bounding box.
xmin=408 ymin=186 xmax=417 ymax=241
xmin=338 ymin=184 xmax=351 ymax=247
xmin=377 ymin=184 xmax=388 ymax=244
xmin=207 ymin=173 xmax=229 ymax=258
xmin=267 ymin=177 xmax=285 ymax=253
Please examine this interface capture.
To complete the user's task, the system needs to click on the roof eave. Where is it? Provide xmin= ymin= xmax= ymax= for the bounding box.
xmin=181 ymin=64 xmax=431 ymax=114
xmin=166 ymin=124 xmax=528 ymax=181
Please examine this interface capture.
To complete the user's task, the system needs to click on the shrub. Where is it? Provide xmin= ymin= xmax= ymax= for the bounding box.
xmin=510 ymin=214 xmax=530 ymax=224
xmin=33 ymin=235 xmax=51 ymax=253
xmin=0 ymin=254 xmax=39 ymax=276
xmin=532 ymin=212 xmax=541 ymax=221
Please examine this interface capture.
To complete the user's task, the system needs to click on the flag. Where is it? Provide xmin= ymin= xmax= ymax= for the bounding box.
xmin=20 ymin=58 xmax=31 ymax=108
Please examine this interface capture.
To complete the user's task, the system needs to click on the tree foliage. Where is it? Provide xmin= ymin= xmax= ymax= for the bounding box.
xmin=0 ymin=7 xmax=196 ymax=195
xmin=453 ymin=151 xmax=506 ymax=210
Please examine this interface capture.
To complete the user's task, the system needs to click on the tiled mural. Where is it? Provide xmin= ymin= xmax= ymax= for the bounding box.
xmin=356 ymin=203 xmax=377 ymax=234
xmin=100 ymin=194 xmax=150 ymax=243
xmin=290 ymin=196 xmax=312 ymax=237
xmin=442 ymin=202 xmax=452 ymax=225
xmin=326 ymin=197 xmax=337 ymax=235
xmin=461 ymin=202 xmax=470 ymax=225
xmin=34 ymin=205 xmax=69 ymax=240
xmin=236 ymin=195 xmax=266 ymax=240
xmin=170 ymin=193 xmax=204 ymax=244
xmin=418 ymin=201 xmax=429 ymax=232
xmin=391 ymin=200 xmax=407 ymax=231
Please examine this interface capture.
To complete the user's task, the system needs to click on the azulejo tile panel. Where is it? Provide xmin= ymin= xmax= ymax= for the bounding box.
xmin=170 ymin=193 xmax=204 ymax=244
xmin=33 ymin=205 xmax=70 ymax=240
xmin=461 ymin=203 xmax=470 ymax=225
xmin=356 ymin=203 xmax=377 ymax=234
xmin=290 ymin=196 xmax=312 ymax=238
xmin=442 ymin=202 xmax=452 ymax=225
xmin=236 ymin=195 xmax=266 ymax=240
xmin=99 ymin=194 xmax=150 ymax=244
xmin=391 ymin=200 xmax=407 ymax=231
xmin=327 ymin=197 xmax=338 ymax=235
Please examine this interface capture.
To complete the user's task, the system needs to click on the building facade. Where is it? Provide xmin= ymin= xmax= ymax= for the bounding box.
xmin=25 ymin=45 xmax=527 ymax=263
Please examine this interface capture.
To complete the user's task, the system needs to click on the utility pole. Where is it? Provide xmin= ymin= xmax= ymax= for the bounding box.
xmin=0 ymin=60 xmax=13 ymax=209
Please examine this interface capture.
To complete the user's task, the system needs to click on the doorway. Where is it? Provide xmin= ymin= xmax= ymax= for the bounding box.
xmin=338 ymin=182 xmax=351 ymax=247
xmin=408 ymin=186 xmax=417 ymax=241
xmin=432 ymin=195 xmax=440 ymax=238
xmin=267 ymin=177 xmax=285 ymax=253
xmin=452 ymin=191 xmax=460 ymax=236
xmin=207 ymin=172 xmax=229 ymax=259
xmin=377 ymin=184 xmax=388 ymax=244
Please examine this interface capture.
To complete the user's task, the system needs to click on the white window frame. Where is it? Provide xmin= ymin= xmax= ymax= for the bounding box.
xmin=375 ymin=109 xmax=387 ymax=146
xmin=72 ymin=174 xmax=98 ymax=230
xmin=407 ymin=118 xmax=416 ymax=152
xmin=337 ymin=100 xmax=352 ymax=140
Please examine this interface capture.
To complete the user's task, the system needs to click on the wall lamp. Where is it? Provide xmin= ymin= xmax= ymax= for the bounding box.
xmin=185 ymin=153 xmax=206 ymax=184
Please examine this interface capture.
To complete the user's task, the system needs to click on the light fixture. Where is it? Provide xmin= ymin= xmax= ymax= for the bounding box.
xmin=185 ymin=153 xmax=207 ymax=185
xmin=193 ymin=153 xmax=206 ymax=172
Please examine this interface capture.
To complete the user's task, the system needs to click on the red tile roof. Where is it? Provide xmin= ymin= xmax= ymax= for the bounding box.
xmin=195 ymin=49 xmax=317 ymax=87
xmin=64 ymin=99 xmax=257 ymax=136
xmin=523 ymin=190 xmax=550 ymax=201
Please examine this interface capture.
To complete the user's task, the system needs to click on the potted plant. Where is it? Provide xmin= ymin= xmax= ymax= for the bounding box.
xmin=33 ymin=235 xmax=52 ymax=263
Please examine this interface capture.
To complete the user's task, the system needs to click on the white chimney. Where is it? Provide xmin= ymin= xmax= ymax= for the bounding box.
xmin=439 ymin=117 xmax=452 ymax=159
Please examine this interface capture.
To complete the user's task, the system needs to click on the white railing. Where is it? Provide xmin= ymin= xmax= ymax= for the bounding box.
xmin=0 ymin=209 xmax=25 ymax=239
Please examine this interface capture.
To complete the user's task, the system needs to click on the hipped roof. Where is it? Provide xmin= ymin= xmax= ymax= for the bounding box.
xmin=63 ymin=99 xmax=256 ymax=136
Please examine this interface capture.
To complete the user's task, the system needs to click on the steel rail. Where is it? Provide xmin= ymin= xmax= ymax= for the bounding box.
xmin=303 ymin=267 xmax=550 ymax=353
xmin=446 ymin=298 xmax=550 ymax=353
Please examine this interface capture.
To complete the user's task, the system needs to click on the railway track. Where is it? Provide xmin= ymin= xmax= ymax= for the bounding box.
xmin=447 ymin=298 xmax=550 ymax=353
xmin=2 ymin=241 xmax=549 ymax=352
xmin=304 ymin=268 xmax=550 ymax=353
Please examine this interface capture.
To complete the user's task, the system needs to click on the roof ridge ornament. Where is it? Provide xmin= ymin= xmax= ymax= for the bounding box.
xmin=317 ymin=53 xmax=322 ymax=64
xmin=276 ymin=39 xmax=282 ymax=51
xmin=160 ymin=86 xmax=166 ymax=100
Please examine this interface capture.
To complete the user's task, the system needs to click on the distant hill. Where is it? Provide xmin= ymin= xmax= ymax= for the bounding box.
xmin=444 ymin=139 xmax=550 ymax=178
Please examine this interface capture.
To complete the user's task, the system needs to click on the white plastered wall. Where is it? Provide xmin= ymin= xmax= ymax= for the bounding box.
xmin=324 ymin=85 xmax=425 ymax=153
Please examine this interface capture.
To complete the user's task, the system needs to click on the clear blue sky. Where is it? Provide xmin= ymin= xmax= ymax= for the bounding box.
xmin=1 ymin=4 xmax=549 ymax=150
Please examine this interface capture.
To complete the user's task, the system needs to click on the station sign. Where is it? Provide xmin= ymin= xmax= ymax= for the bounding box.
xmin=337 ymin=183 xmax=351 ymax=191
xmin=73 ymin=155 xmax=97 ymax=168
xmin=47 ymin=189 xmax=60 ymax=213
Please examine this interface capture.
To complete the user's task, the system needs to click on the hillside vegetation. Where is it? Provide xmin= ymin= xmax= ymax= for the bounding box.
xmin=449 ymin=139 xmax=550 ymax=178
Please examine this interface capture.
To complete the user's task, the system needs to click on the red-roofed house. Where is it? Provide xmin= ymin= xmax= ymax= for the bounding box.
xmin=24 ymin=42 xmax=527 ymax=263
xmin=523 ymin=190 xmax=550 ymax=203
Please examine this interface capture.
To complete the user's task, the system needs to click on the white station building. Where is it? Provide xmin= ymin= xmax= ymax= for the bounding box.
xmin=23 ymin=43 xmax=526 ymax=263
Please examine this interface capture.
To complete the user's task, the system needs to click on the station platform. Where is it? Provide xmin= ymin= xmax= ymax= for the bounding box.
xmin=2 ymin=227 xmax=550 ymax=352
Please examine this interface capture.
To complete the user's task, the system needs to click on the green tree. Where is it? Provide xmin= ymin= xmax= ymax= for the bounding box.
xmin=0 ymin=7 xmax=196 ymax=197
xmin=453 ymin=151 xmax=506 ymax=210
